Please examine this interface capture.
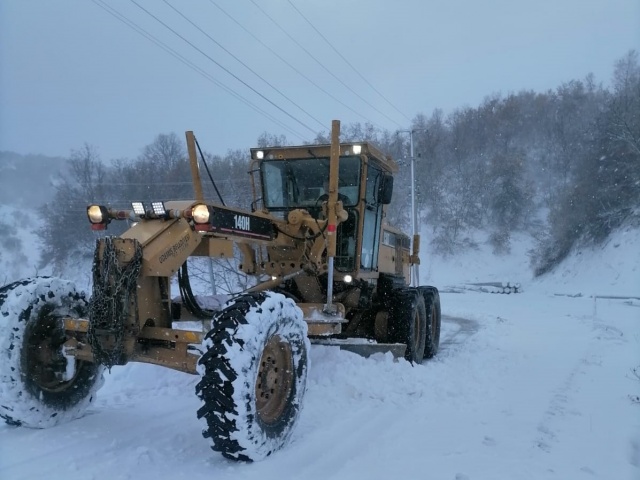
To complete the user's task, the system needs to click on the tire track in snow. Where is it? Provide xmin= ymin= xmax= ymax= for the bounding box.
xmin=439 ymin=315 xmax=481 ymax=356
xmin=534 ymin=321 xmax=627 ymax=454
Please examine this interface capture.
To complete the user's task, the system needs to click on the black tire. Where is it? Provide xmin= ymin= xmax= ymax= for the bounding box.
xmin=195 ymin=291 xmax=310 ymax=462
xmin=388 ymin=288 xmax=427 ymax=364
xmin=418 ymin=286 xmax=441 ymax=359
xmin=0 ymin=277 xmax=105 ymax=428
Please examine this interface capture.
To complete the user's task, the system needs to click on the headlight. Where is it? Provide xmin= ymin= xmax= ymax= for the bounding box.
xmin=343 ymin=274 xmax=353 ymax=283
xmin=87 ymin=205 xmax=110 ymax=230
xmin=87 ymin=205 xmax=107 ymax=224
xmin=192 ymin=204 xmax=210 ymax=223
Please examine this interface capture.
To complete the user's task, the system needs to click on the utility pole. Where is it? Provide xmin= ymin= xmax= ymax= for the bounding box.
xmin=208 ymin=258 xmax=217 ymax=296
xmin=397 ymin=128 xmax=426 ymax=286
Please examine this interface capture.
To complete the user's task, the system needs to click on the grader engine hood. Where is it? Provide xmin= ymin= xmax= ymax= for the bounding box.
xmin=121 ymin=218 xmax=197 ymax=277
xmin=118 ymin=200 xmax=203 ymax=278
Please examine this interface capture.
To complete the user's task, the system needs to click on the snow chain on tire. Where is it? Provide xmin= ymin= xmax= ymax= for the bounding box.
xmin=88 ymin=237 xmax=142 ymax=370
xmin=195 ymin=292 xmax=310 ymax=462
xmin=0 ymin=277 xmax=105 ymax=428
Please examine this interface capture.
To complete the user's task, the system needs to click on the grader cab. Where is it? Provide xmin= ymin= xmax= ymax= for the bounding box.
xmin=0 ymin=120 xmax=441 ymax=462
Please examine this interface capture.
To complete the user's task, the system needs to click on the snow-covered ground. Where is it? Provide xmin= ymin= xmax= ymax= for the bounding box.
xmin=1 ymin=226 xmax=639 ymax=480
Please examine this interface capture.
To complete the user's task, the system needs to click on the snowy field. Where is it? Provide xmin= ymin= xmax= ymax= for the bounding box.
xmin=1 ymin=227 xmax=639 ymax=480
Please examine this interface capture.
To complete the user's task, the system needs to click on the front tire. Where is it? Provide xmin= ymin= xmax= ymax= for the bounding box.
xmin=0 ymin=277 xmax=105 ymax=428
xmin=195 ymin=292 xmax=310 ymax=462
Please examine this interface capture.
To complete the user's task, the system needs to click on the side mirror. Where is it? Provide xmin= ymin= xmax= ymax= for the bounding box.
xmin=378 ymin=174 xmax=394 ymax=204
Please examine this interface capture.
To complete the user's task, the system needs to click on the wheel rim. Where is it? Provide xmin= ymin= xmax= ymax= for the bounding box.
xmin=25 ymin=309 xmax=79 ymax=392
xmin=255 ymin=335 xmax=294 ymax=425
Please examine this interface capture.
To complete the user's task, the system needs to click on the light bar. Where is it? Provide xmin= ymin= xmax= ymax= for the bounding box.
xmin=131 ymin=201 xmax=146 ymax=217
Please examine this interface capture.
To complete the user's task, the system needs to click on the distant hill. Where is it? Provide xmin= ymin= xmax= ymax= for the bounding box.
xmin=0 ymin=151 xmax=69 ymax=206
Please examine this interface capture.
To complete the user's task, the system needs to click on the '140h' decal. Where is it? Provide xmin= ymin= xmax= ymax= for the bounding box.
xmin=208 ymin=207 xmax=274 ymax=240
xmin=234 ymin=214 xmax=250 ymax=231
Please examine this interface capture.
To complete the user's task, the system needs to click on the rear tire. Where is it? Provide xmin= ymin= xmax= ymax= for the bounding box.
xmin=0 ymin=277 xmax=105 ymax=428
xmin=388 ymin=288 xmax=427 ymax=364
xmin=195 ymin=292 xmax=310 ymax=462
xmin=418 ymin=286 xmax=441 ymax=359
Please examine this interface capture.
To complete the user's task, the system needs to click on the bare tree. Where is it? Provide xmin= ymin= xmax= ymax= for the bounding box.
xmin=39 ymin=144 xmax=109 ymax=272
xmin=609 ymin=50 xmax=640 ymax=155
xmin=140 ymin=132 xmax=185 ymax=170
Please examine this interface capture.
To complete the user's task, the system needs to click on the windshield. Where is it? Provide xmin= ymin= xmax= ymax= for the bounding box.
xmin=261 ymin=156 xmax=361 ymax=210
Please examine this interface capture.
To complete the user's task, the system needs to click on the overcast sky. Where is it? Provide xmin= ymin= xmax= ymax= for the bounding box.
xmin=1 ymin=0 xmax=638 ymax=160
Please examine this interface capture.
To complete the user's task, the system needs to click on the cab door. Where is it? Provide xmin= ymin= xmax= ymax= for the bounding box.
xmin=360 ymin=165 xmax=385 ymax=271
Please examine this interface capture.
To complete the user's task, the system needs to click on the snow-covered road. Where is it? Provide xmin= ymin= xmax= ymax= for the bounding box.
xmin=1 ymin=288 xmax=638 ymax=480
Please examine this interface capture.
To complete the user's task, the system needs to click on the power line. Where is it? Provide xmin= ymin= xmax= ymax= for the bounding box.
xmin=128 ymin=0 xmax=318 ymax=136
xmin=162 ymin=0 xmax=326 ymax=131
xmin=91 ymin=180 xmax=249 ymax=186
xmin=249 ymin=0 xmax=403 ymax=129
xmin=93 ymin=1 xmax=304 ymax=140
xmin=91 ymin=0 xmax=307 ymax=141
xmin=208 ymin=0 xmax=384 ymax=129
xmin=287 ymin=0 xmax=411 ymax=123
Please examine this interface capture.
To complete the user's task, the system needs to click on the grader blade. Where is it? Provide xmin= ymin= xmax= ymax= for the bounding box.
xmin=309 ymin=338 xmax=407 ymax=359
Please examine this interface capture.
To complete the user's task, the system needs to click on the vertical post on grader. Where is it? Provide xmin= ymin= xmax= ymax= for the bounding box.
xmin=185 ymin=130 xmax=204 ymax=203
xmin=324 ymin=119 xmax=340 ymax=313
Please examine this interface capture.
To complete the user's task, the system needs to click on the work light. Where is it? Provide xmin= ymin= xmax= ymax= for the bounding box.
xmin=151 ymin=201 xmax=167 ymax=217
xmin=131 ymin=201 xmax=146 ymax=217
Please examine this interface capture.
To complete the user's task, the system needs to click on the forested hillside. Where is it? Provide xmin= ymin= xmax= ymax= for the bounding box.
xmin=0 ymin=151 xmax=67 ymax=206
xmin=2 ymin=51 xmax=638 ymax=281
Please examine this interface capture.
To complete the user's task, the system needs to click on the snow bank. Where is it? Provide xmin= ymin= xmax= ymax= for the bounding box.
xmin=531 ymin=225 xmax=640 ymax=297
xmin=420 ymin=226 xmax=640 ymax=298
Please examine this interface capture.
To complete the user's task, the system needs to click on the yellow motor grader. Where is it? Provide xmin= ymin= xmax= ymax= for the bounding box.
xmin=0 ymin=120 xmax=441 ymax=461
